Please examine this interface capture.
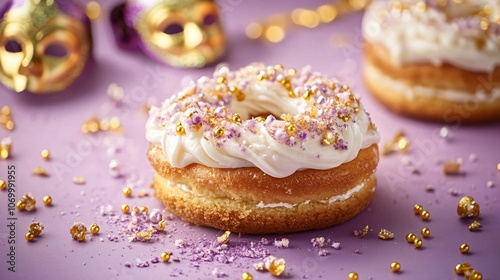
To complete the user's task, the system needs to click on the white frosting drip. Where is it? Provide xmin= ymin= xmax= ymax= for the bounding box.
xmin=366 ymin=62 xmax=500 ymax=101
xmin=146 ymin=64 xmax=380 ymax=178
xmin=363 ymin=0 xmax=500 ymax=72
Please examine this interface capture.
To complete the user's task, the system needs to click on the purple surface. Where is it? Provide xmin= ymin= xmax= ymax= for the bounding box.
xmin=1 ymin=1 xmax=500 ymax=279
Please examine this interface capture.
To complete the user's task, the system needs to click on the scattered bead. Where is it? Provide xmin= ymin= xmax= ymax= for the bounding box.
xmin=33 ymin=167 xmax=49 ymax=177
xmin=353 ymin=225 xmax=369 ymax=238
xmin=109 ymin=159 xmax=121 ymax=177
xmin=0 ymin=179 xmax=6 ymax=190
xmin=471 ymin=271 xmax=483 ymax=280
xmin=457 ymin=196 xmax=481 ymax=218
xmin=213 ymin=127 xmax=225 ymax=137
xmin=176 ymin=122 xmax=185 ymax=135
xmin=413 ymin=238 xmax=423 ymax=248
xmin=18 ymin=194 xmax=36 ymax=211
xmin=390 ymin=262 xmax=401 ymax=272
xmin=242 ymin=271 xmax=253 ymax=280
xmin=42 ymin=195 xmax=52 ymax=206
xmin=460 ymin=243 xmax=470 ymax=254
xmin=420 ymin=210 xmax=430 ymax=220
xmin=16 ymin=200 xmax=26 ymax=211
xmin=70 ymin=222 xmax=87 ymax=241
xmin=413 ymin=204 xmax=423 ymax=214
xmin=89 ymin=223 xmax=100 ymax=234
xmin=160 ymin=252 xmax=170 ymax=262
xmin=421 ymin=228 xmax=430 ymax=238
xmin=28 ymin=222 xmax=44 ymax=237
xmin=139 ymin=206 xmax=149 ymax=215
xmin=455 ymin=263 xmax=471 ymax=275
xmin=41 ymin=149 xmax=50 ymax=160
xmin=406 ymin=233 xmax=416 ymax=243
xmin=158 ymin=220 xmax=166 ymax=230
xmin=469 ymin=221 xmax=481 ymax=232
xmin=378 ymin=228 xmax=394 ymax=240
xmin=25 ymin=232 xmax=35 ymax=242
xmin=348 ymin=272 xmax=358 ymax=280
xmin=268 ymin=258 xmax=286 ymax=277
xmin=122 ymin=187 xmax=132 ymax=197
xmin=217 ymin=230 xmax=231 ymax=244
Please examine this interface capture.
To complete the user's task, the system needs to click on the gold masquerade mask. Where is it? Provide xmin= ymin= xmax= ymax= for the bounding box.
xmin=0 ymin=0 xmax=92 ymax=93
xmin=112 ymin=0 xmax=226 ymax=68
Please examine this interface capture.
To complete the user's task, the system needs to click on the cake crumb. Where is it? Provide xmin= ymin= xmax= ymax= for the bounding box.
xmin=487 ymin=181 xmax=494 ymax=188
xmin=273 ymin=238 xmax=289 ymax=248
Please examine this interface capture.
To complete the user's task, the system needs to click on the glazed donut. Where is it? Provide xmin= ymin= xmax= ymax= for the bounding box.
xmin=362 ymin=0 xmax=500 ymax=123
xmin=146 ymin=63 xmax=380 ymax=234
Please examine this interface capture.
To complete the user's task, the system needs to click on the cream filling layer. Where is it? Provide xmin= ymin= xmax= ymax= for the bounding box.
xmin=365 ymin=63 xmax=500 ymax=102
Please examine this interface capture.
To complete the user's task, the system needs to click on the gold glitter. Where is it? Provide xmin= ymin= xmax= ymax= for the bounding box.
xmin=176 ymin=122 xmax=185 ymax=136
xmin=158 ymin=220 xmax=166 ymax=230
xmin=25 ymin=232 xmax=35 ymax=242
xmin=232 ymin=114 xmax=242 ymax=123
xmin=121 ymin=204 xmax=130 ymax=214
xmin=213 ymin=127 xmax=225 ymax=137
xmin=457 ymin=196 xmax=481 ymax=218
xmin=139 ymin=206 xmax=149 ymax=214
xmin=22 ymin=194 xmax=36 ymax=211
xmin=303 ymin=90 xmax=313 ymax=100
xmin=0 ymin=180 xmax=6 ymax=191
xmin=89 ymin=223 xmax=100 ymax=235
xmin=390 ymin=262 xmax=401 ymax=272
xmin=420 ymin=210 xmax=430 ymax=220
xmin=229 ymin=86 xmax=245 ymax=101
xmin=42 ymin=195 xmax=52 ymax=206
xmin=378 ymin=228 xmax=394 ymax=240
xmin=160 ymin=252 xmax=170 ymax=262
xmin=321 ymin=138 xmax=331 ymax=146
xmin=413 ymin=238 xmax=422 ymax=248
xmin=86 ymin=1 xmax=101 ymax=20
xmin=123 ymin=187 xmax=132 ymax=197
xmin=443 ymin=160 xmax=461 ymax=175
xmin=41 ymin=149 xmax=50 ymax=160
xmin=348 ymin=272 xmax=359 ymax=280
xmin=469 ymin=221 xmax=481 ymax=231
xmin=286 ymin=124 xmax=296 ymax=134
xmin=28 ymin=222 xmax=44 ymax=237
xmin=135 ymin=230 xmax=153 ymax=240
xmin=72 ymin=176 xmax=86 ymax=184
xmin=455 ymin=263 xmax=471 ymax=275
xmin=421 ymin=227 xmax=430 ymax=238
xmin=217 ymin=76 xmax=227 ymax=84
xmin=413 ymin=204 xmax=423 ymax=215
xmin=242 ymin=271 xmax=253 ymax=280
xmin=269 ymin=258 xmax=286 ymax=277
xmin=217 ymin=230 xmax=231 ymax=244
xmin=382 ymin=130 xmax=409 ymax=155
xmin=33 ymin=167 xmax=49 ymax=177
xmin=406 ymin=233 xmax=416 ymax=243
xmin=70 ymin=222 xmax=87 ymax=241
xmin=472 ymin=271 xmax=483 ymax=280
xmin=460 ymin=243 xmax=469 ymax=253
xmin=16 ymin=200 xmax=26 ymax=211
xmin=353 ymin=225 xmax=369 ymax=238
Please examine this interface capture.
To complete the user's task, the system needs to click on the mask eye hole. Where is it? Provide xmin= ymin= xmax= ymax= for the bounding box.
xmin=4 ymin=40 xmax=22 ymax=53
xmin=163 ymin=23 xmax=184 ymax=35
xmin=203 ymin=14 xmax=217 ymax=26
xmin=44 ymin=43 xmax=68 ymax=57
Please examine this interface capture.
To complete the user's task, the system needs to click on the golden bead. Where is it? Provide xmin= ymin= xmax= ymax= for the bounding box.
xmin=286 ymin=124 xmax=296 ymax=134
xmin=121 ymin=204 xmax=130 ymax=214
xmin=348 ymin=272 xmax=358 ymax=280
xmin=70 ymin=222 xmax=87 ymax=241
xmin=420 ymin=210 xmax=430 ymax=220
xmin=16 ymin=200 xmax=26 ymax=211
xmin=217 ymin=230 xmax=231 ymax=244
xmin=413 ymin=204 xmax=423 ymax=214
xmin=405 ymin=233 xmax=416 ymax=243
xmin=158 ymin=220 xmax=166 ymax=230
xmin=472 ymin=271 xmax=483 ymax=280
xmin=0 ymin=179 xmax=6 ymax=190
xmin=460 ymin=243 xmax=469 ymax=253
xmin=42 ymin=195 xmax=52 ymax=206
xmin=25 ymin=232 xmax=35 ymax=242
xmin=421 ymin=227 xmax=430 ymax=238
xmin=122 ymin=187 xmax=132 ymax=197
xmin=217 ymin=76 xmax=227 ymax=84
xmin=160 ymin=252 xmax=170 ymax=262
xmin=303 ymin=90 xmax=313 ymax=100
xmin=41 ymin=149 xmax=50 ymax=160
xmin=242 ymin=271 xmax=253 ymax=280
xmin=455 ymin=264 xmax=464 ymax=275
xmin=269 ymin=258 xmax=286 ymax=276
xmin=469 ymin=221 xmax=481 ymax=231
xmin=413 ymin=238 xmax=423 ymax=248
xmin=175 ymin=122 xmax=185 ymax=136
xmin=341 ymin=116 xmax=350 ymax=122
xmin=213 ymin=127 xmax=225 ymax=137
xmin=322 ymin=138 xmax=331 ymax=146
xmin=139 ymin=206 xmax=149 ymax=214
xmin=29 ymin=222 xmax=44 ymax=237
xmin=232 ymin=114 xmax=242 ymax=123
xmin=390 ymin=262 xmax=401 ymax=272
xmin=89 ymin=223 xmax=100 ymax=235
xmin=288 ymin=90 xmax=296 ymax=98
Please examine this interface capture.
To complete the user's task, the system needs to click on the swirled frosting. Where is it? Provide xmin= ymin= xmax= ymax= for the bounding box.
xmin=146 ymin=63 xmax=379 ymax=178
xmin=363 ymin=0 xmax=500 ymax=72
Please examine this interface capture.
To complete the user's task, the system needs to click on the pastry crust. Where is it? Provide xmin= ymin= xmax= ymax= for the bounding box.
xmin=364 ymin=41 xmax=500 ymax=123
xmin=148 ymin=144 xmax=379 ymax=234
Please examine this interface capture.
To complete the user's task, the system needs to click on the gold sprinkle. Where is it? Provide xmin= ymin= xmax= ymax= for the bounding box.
xmin=121 ymin=204 xmax=130 ymax=214
xmin=41 ymin=149 xmax=50 ymax=160
xmin=25 ymin=232 xmax=35 ymax=242
xmin=390 ymin=262 xmax=401 ymax=272
xmin=457 ymin=196 xmax=481 ymax=218
xmin=86 ymin=1 xmax=101 ymax=20
xmin=348 ymin=272 xmax=359 ymax=280
xmin=460 ymin=243 xmax=469 ymax=253
xmin=176 ymin=122 xmax=186 ymax=136
xmin=378 ymin=228 xmax=394 ymax=240
xmin=469 ymin=221 xmax=481 ymax=231
xmin=33 ymin=167 xmax=49 ymax=177
xmin=28 ymin=222 xmax=44 ymax=237
xmin=139 ymin=206 xmax=149 ymax=215
xmin=217 ymin=230 xmax=231 ymax=244
xmin=158 ymin=220 xmax=166 ymax=230
xmin=242 ymin=271 xmax=253 ymax=280
xmin=21 ymin=194 xmax=36 ymax=211
xmin=213 ymin=127 xmax=225 ymax=137
xmin=232 ymin=114 xmax=242 ymax=123
xmin=89 ymin=223 xmax=100 ymax=235
xmin=406 ymin=233 xmax=416 ymax=243
xmin=70 ymin=222 xmax=87 ymax=241
xmin=303 ymin=90 xmax=313 ymax=100
xmin=123 ymin=187 xmax=132 ymax=197
xmin=321 ymin=138 xmax=331 ymax=146
xmin=229 ymin=86 xmax=245 ymax=101
xmin=413 ymin=204 xmax=423 ymax=215
xmin=42 ymin=195 xmax=52 ymax=206
xmin=341 ymin=115 xmax=350 ymax=122
xmin=354 ymin=225 xmax=369 ymax=238
xmin=269 ymin=258 xmax=286 ymax=277
xmin=16 ymin=200 xmax=26 ymax=211
xmin=160 ymin=252 xmax=170 ymax=262
xmin=420 ymin=210 xmax=430 ymax=220
xmin=72 ymin=176 xmax=86 ymax=184
xmin=472 ymin=271 xmax=483 ymax=280
xmin=455 ymin=263 xmax=471 ymax=275
xmin=443 ymin=160 xmax=461 ymax=175
xmin=217 ymin=76 xmax=227 ymax=84
xmin=413 ymin=238 xmax=423 ymax=248
xmin=287 ymin=90 xmax=296 ymax=98
xmin=421 ymin=227 xmax=430 ymax=238
xmin=0 ymin=180 xmax=6 ymax=190
xmin=286 ymin=124 xmax=296 ymax=134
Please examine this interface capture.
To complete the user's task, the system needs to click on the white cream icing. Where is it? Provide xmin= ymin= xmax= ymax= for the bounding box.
xmin=363 ymin=0 xmax=500 ymax=72
xmin=146 ymin=64 xmax=380 ymax=178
